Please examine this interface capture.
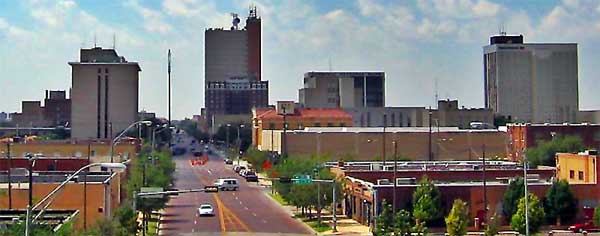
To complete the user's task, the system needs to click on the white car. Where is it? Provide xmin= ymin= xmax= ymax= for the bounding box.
xmin=198 ymin=204 xmax=214 ymax=216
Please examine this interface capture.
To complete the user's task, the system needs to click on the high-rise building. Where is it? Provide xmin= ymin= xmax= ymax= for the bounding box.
xmin=483 ymin=34 xmax=578 ymax=123
xmin=204 ymin=7 xmax=266 ymax=118
xmin=69 ymin=47 xmax=141 ymax=139
xmin=299 ymin=71 xmax=385 ymax=109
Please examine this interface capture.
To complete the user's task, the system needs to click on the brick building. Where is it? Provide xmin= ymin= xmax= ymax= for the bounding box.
xmin=507 ymin=123 xmax=600 ymax=161
xmin=337 ymin=154 xmax=600 ymax=227
xmin=205 ymin=77 xmax=269 ymax=115
xmin=259 ymin=127 xmax=509 ymax=161
xmin=11 ymin=90 xmax=71 ymax=127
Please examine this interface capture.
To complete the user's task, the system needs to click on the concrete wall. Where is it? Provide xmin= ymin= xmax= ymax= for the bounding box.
xmin=261 ymin=130 xmax=509 ymax=161
xmin=71 ymin=64 xmax=139 ymax=139
xmin=344 ymin=107 xmax=426 ymax=127
xmin=204 ymin=29 xmax=248 ymax=82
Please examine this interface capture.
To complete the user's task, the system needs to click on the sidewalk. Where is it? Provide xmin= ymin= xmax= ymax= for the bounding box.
xmin=258 ymin=172 xmax=372 ymax=236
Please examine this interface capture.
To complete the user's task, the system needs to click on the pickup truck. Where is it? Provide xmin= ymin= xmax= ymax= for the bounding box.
xmin=569 ymin=221 xmax=600 ymax=233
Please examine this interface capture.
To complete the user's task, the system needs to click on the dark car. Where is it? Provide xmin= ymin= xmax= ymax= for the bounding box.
xmin=244 ymin=171 xmax=258 ymax=182
xmin=224 ymin=159 xmax=233 ymax=165
xmin=193 ymin=151 xmax=203 ymax=157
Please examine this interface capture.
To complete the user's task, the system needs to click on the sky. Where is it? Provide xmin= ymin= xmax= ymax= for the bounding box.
xmin=1 ymin=0 xmax=600 ymax=120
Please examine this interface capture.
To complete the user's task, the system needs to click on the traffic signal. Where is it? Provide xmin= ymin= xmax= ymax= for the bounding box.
xmin=279 ymin=177 xmax=292 ymax=183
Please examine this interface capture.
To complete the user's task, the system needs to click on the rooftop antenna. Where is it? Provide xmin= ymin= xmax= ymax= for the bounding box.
xmin=231 ymin=13 xmax=240 ymax=30
xmin=112 ymin=33 xmax=116 ymax=50
xmin=434 ymin=76 xmax=439 ymax=108
xmin=93 ymin=33 xmax=97 ymax=48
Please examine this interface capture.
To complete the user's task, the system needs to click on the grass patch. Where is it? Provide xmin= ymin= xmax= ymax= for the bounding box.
xmin=294 ymin=213 xmax=330 ymax=233
xmin=269 ymin=192 xmax=288 ymax=205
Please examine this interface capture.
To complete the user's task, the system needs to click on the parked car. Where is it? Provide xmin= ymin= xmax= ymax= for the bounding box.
xmin=193 ymin=151 xmax=203 ymax=157
xmin=234 ymin=166 xmax=246 ymax=173
xmin=224 ymin=158 xmax=233 ymax=165
xmin=244 ymin=171 xmax=258 ymax=182
xmin=215 ymin=178 xmax=239 ymax=191
xmin=197 ymin=203 xmax=214 ymax=216
xmin=239 ymin=169 xmax=248 ymax=177
xmin=569 ymin=221 xmax=599 ymax=233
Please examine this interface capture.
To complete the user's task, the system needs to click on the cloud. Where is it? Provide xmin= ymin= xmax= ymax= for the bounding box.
xmin=162 ymin=0 xmax=199 ymax=17
xmin=29 ymin=0 xmax=77 ymax=27
xmin=417 ymin=0 xmax=502 ymax=19
xmin=356 ymin=0 xmax=385 ymax=16
xmin=127 ymin=0 xmax=172 ymax=34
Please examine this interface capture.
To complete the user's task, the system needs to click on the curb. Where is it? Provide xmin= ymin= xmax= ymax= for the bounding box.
xmin=262 ymin=190 xmax=318 ymax=235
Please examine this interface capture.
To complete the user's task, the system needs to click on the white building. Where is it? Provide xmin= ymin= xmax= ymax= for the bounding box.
xmin=299 ymin=71 xmax=385 ymax=109
xmin=69 ymin=47 xmax=141 ymax=139
xmin=484 ymin=35 xmax=578 ymax=123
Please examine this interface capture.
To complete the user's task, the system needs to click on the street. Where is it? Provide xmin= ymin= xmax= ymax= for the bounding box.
xmin=159 ymin=133 xmax=314 ymax=236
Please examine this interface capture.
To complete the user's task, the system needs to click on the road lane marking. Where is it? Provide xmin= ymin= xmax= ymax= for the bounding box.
xmin=262 ymin=219 xmax=267 ymax=224
xmin=207 ymin=169 xmax=213 ymax=175
xmin=244 ymin=207 xmax=249 ymax=210
xmin=213 ymin=194 xmax=226 ymax=232
xmin=252 ymin=213 xmax=257 ymax=217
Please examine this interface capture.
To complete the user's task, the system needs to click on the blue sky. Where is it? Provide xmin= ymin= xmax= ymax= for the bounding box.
xmin=1 ymin=0 xmax=600 ymax=119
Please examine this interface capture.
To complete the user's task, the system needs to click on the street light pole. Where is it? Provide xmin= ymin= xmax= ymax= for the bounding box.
xmin=237 ymin=124 xmax=244 ymax=165
xmin=523 ymin=151 xmax=529 ymax=236
xmin=25 ymin=153 xmax=34 ymax=236
xmin=392 ymin=141 xmax=397 ymax=215
xmin=6 ymin=142 xmax=12 ymax=209
xmin=382 ymin=114 xmax=386 ymax=166
xmin=110 ymin=120 xmax=152 ymax=163
xmin=226 ymin=124 xmax=231 ymax=151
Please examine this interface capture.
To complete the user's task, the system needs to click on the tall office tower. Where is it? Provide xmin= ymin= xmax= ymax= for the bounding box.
xmin=204 ymin=6 xmax=267 ymax=117
xmin=484 ymin=34 xmax=578 ymax=123
xmin=70 ymin=47 xmax=141 ymax=139
xmin=299 ymin=71 xmax=385 ymax=109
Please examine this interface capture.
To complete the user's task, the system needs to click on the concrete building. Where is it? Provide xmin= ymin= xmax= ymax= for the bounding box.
xmin=204 ymin=7 xmax=265 ymax=118
xmin=11 ymin=90 xmax=71 ymax=127
xmin=344 ymin=107 xmax=426 ymax=127
xmin=507 ymin=123 xmax=600 ymax=161
xmin=69 ymin=47 xmax=141 ymax=139
xmin=556 ymin=151 xmax=598 ymax=184
xmin=252 ymin=102 xmax=353 ymax=148
xmin=205 ymin=77 xmax=268 ymax=115
xmin=299 ymin=71 xmax=385 ymax=109
xmin=578 ymin=110 xmax=600 ymax=124
xmin=259 ymin=127 xmax=509 ymax=161
xmin=0 ymin=112 xmax=8 ymax=123
xmin=484 ymin=34 xmax=578 ymax=123
xmin=432 ymin=99 xmax=494 ymax=129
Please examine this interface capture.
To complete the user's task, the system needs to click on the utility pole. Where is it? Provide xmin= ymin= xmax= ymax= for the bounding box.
xmin=382 ymin=113 xmax=387 ymax=166
xmin=523 ymin=151 xmax=529 ymax=236
xmin=168 ymin=49 xmax=172 ymax=126
xmin=84 ymin=143 xmax=90 ymax=230
xmin=332 ymin=179 xmax=337 ymax=232
xmin=392 ymin=141 xmax=398 ymax=215
xmin=282 ymin=106 xmax=288 ymax=158
xmin=25 ymin=153 xmax=34 ymax=236
xmin=428 ymin=107 xmax=433 ymax=161
xmin=6 ymin=143 xmax=12 ymax=209
xmin=482 ymin=144 xmax=487 ymax=215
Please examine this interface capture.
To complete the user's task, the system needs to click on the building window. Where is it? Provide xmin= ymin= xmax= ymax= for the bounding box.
xmin=90 ymin=150 xmax=96 ymax=157
xmin=298 ymin=123 xmax=304 ymax=129
xmin=340 ymin=123 xmax=346 ymax=127
xmin=97 ymin=68 xmax=101 ymax=74
xmin=269 ymin=123 xmax=275 ymax=129
xmin=53 ymin=152 xmax=60 ymax=157
xmin=74 ymin=151 xmax=82 ymax=158
xmin=569 ymin=170 xmax=575 ymax=179
xmin=105 ymin=68 xmax=109 ymax=73
xmin=314 ymin=123 xmax=321 ymax=127
xmin=579 ymin=171 xmax=584 ymax=180
xmin=327 ymin=123 xmax=334 ymax=127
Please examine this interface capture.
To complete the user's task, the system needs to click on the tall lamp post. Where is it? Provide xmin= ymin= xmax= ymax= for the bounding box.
xmin=226 ymin=124 xmax=231 ymax=151
xmin=25 ymin=162 xmax=127 ymax=236
xmin=237 ymin=124 xmax=245 ymax=165
xmin=392 ymin=140 xmax=398 ymax=215
xmin=110 ymin=120 xmax=152 ymax=163
xmin=523 ymin=150 xmax=529 ymax=236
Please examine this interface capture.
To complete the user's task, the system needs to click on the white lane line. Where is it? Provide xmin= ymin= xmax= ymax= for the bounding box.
xmin=252 ymin=213 xmax=257 ymax=217
xmin=262 ymin=220 xmax=267 ymax=224
xmin=240 ymin=201 xmax=243 ymax=205
xmin=244 ymin=207 xmax=249 ymax=210
xmin=194 ymin=220 xmax=197 ymax=225
xmin=235 ymin=197 xmax=239 ymax=200
xmin=207 ymin=169 xmax=213 ymax=175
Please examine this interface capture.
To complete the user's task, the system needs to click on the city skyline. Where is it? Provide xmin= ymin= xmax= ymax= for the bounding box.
xmin=2 ymin=0 xmax=600 ymax=120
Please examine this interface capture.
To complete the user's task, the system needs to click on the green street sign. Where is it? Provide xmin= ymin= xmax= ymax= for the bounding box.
xmin=293 ymin=175 xmax=313 ymax=185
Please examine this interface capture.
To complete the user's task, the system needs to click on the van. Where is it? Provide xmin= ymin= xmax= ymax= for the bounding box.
xmin=215 ymin=178 xmax=239 ymax=191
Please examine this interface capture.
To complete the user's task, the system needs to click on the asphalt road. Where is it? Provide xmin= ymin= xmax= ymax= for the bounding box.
xmin=159 ymin=133 xmax=313 ymax=236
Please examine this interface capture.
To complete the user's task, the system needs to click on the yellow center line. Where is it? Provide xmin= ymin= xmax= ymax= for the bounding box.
xmin=213 ymin=194 xmax=227 ymax=232
xmin=221 ymin=200 xmax=252 ymax=232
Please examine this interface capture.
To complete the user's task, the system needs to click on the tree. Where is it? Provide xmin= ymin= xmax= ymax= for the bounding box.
xmin=374 ymin=200 xmax=394 ymax=236
xmin=544 ymin=180 xmax=577 ymax=225
xmin=526 ymin=135 xmax=585 ymax=167
xmin=502 ymin=177 xmax=524 ymax=219
xmin=510 ymin=193 xmax=545 ymax=234
xmin=593 ymin=207 xmax=600 ymax=227
xmin=445 ymin=199 xmax=469 ymax=236
xmin=412 ymin=176 xmax=442 ymax=224
xmin=394 ymin=209 xmax=412 ymax=236
xmin=245 ymin=148 xmax=270 ymax=172
xmin=484 ymin=211 xmax=501 ymax=236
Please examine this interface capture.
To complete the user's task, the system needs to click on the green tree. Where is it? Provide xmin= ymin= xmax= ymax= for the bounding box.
xmin=526 ymin=135 xmax=585 ymax=167
xmin=510 ymin=193 xmax=545 ymax=234
xmin=374 ymin=200 xmax=394 ymax=236
xmin=593 ymin=207 xmax=600 ymax=227
xmin=544 ymin=180 xmax=577 ymax=225
xmin=394 ymin=209 xmax=412 ymax=236
xmin=502 ymin=177 xmax=524 ymax=219
xmin=445 ymin=199 xmax=469 ymax=236
xmin=245 ymin=148 xmax=270 ymax=172
xmin=412 ymin=176 xmax=442 ymax=224
xmin=484 ymin=211 xmax=501 ymax=236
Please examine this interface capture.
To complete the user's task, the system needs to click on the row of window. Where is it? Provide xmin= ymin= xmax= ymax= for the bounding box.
xmin=97 ymin=68 xmax=109 ymax=74
xmin=267 ymin=122 xmax=346 ymax=129
xmin=15 ymin=151 xmax=130 ymax=158
xmin=569 ymin=170 xmax=584 ymax=180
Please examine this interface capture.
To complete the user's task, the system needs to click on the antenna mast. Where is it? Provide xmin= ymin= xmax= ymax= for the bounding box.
xmin=168 ymin=49 xmax=172 ymax=126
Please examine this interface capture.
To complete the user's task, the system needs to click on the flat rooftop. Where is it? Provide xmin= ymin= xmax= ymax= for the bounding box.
xmin=286 ymin=127 xmax=502 ymax=133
